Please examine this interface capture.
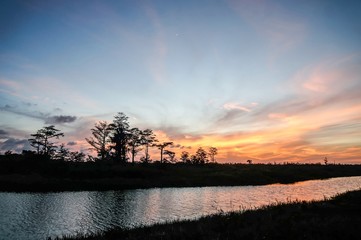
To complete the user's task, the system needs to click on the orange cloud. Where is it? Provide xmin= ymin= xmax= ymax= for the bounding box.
xmin=67 ymin=54 xmax=361 ymax=164
xmin=151 ymin=54 xmax=361 ymax=163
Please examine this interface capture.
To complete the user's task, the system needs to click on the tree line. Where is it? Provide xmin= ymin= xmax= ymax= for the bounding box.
xmin=27 ymin=112 xmax=218 ymax=164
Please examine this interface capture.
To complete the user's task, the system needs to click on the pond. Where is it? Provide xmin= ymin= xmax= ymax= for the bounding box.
xmin=0 ymin=176 xmax=361 ymax=240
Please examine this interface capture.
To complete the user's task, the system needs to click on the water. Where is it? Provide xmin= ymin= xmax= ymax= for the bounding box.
xmin=0 ymin=176 xmax=361 ymax=240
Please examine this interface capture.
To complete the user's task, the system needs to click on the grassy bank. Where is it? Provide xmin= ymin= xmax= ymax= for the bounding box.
xmin=1 ymin=156 xmax=361 ymax=192
xmin=60 ymin=189 xmax=361 ymax=240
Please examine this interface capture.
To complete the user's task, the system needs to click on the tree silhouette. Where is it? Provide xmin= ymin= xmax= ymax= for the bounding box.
xmin=5 ymin=150 xmax=12 ymax=155
xmin=192 ymin=147 xmax=208 ymax=164
xmin=163 ymin=149 xmax=176 ymax=163
xmin=208 ymin=147 xmax=218 ymax=163
xmin=28 ymin=125 xmax=64 ymax=158
xmin=154 ymin=141 xmax=173 ymax=163
xmin=140 ymin=129 xmax=157 ymax=163
xmin=109 ymin=112 xmax=130 ymax=163
xmin=69 ymin=151 xmax=86 ymax=162
xmin=55 ymin=144 xmax=70 ymax=161
xmin=180 ymin=151 xmax=190 ymax=163
xmin=28 ymin=133 xmax=42 ymax=154
xmin=128 ymin=127 xmax=143 ymax=164
xmin=85 ymin=121 xmax=112 ymax=161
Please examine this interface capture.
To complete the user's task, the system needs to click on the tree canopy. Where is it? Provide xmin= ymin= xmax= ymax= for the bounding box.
xmin=28 ymin=125 xmax=64 ymax=157
xmin=25 ymin=113 xmax=219 ymax=165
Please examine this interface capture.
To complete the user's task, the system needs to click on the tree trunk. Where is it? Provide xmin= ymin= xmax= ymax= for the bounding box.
xmin=145 ymin=144 xmax=149 ymax=161
xmin=160 ymin=148 xmax=163 ymax=163
xmin=131 ymin=146 xmax=135 ymax=164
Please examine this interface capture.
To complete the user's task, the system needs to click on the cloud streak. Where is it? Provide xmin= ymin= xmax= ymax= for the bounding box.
xmin=143 ymin=3 xmax=168 ymax=83
xmin=227 ymin=0 xmax=307 ymax=51
xmin=45 ymin=115 xmax=77 ymax=124
xmin=0 ymin=138 xmax=31 ymax=153
xmin=0 ymin=130 xmax=8 ymax=139
xmin=1 ymin=104 xmax=77 ymax=125
xmin=149 ymin=55 xmax=361 ymax=163
xmin=223 ymin=102 xmax=251 ymax=112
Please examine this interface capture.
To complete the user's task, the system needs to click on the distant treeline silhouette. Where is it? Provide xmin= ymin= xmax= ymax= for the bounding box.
xmin=23 ymin=112 xmax=218 ymax=164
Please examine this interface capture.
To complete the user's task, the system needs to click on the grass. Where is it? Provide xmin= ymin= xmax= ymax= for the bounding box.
xmin=59 ymin=189 xmax=361 ymax=240
xmin=0 ymin=155 xmax=361 ymax=192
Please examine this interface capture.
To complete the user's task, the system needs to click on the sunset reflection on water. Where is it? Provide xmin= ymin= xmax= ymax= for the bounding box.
xmin=0 ymin=176 xmax=361 ymax=240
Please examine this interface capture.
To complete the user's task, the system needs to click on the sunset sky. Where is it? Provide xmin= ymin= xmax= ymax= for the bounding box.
xmin=1 ymin=0 xmax=360 ymax=163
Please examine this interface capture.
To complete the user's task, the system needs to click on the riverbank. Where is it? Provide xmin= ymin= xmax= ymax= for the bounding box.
xmin=1 ymin=157 xmax=361 ymax=192
xmin=60 ymin=189 xmax=361 ymax=240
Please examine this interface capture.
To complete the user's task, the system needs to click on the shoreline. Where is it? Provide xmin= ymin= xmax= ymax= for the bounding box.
xmin=1 ymin=162 xmax=361 ymax=193
xmin=59 ymin=189 xmax=361 ymax=240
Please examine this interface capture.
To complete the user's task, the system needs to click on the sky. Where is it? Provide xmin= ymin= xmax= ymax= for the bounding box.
xmin=1 ymin=0 xmax=361 ymax=163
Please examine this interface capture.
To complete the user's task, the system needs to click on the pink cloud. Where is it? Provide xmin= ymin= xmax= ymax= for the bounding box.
xmin=223 ymin=102 xmax=251 ymax=112
xmin=292 ymin=55 xmax=360 ymax=95
xmin=0 ymin=79 xmax=20 ymax=90
xmin=268 ymin=113 xmax=288 ymax=120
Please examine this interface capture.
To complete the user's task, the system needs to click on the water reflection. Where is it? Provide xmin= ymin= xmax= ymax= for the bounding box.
xmin=0 ymin=176 xmax=360 ymax=240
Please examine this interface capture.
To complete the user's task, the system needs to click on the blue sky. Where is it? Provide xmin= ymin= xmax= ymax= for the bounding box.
xmin=1 ymin=0 xmax=361 ymax=163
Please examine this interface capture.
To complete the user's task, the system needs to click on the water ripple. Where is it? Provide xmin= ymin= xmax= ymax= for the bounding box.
xmin=0 ymin=176 xmax=361 ymax=240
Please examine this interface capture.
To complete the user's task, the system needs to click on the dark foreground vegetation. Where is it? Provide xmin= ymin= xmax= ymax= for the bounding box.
xmin=1 ymin=153 xmax=361 ymax=192
xmin=60 ymin=189 xmax=361 ymax=240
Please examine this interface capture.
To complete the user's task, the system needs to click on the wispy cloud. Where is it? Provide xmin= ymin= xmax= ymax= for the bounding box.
xmin=227 ymin=0 xmax=307 ymax=51
xmin=1 ymin=104 xmax=50 ymax=120
xmin=143 ymin=3 xmax=168 ymax=83
xmin=304 ymin=120 xmax=361 ymax=147
xmin=223 ymin=102 xmax=251 ymax=112
xmin=0 ymin=78 xmax=26 ymax=99
xmin=1 ymin=104 xmax=77 ymax=125
xmin=0 ymin=138 xmax=31 ymax=153
xmin=214 ymin=109 xmax=249 ymax=131
xmin=292 ymin=55 xmax=359 ymax=95
xmin=0 ymin=129 xmax=8 ymax=139
xmin=0 ymin=79 xmax=20 ymax=91
xmin=0 ymin=73 xmax=101 ymax=113
xmin=145 ymin=54 xmax=361 ymax=163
